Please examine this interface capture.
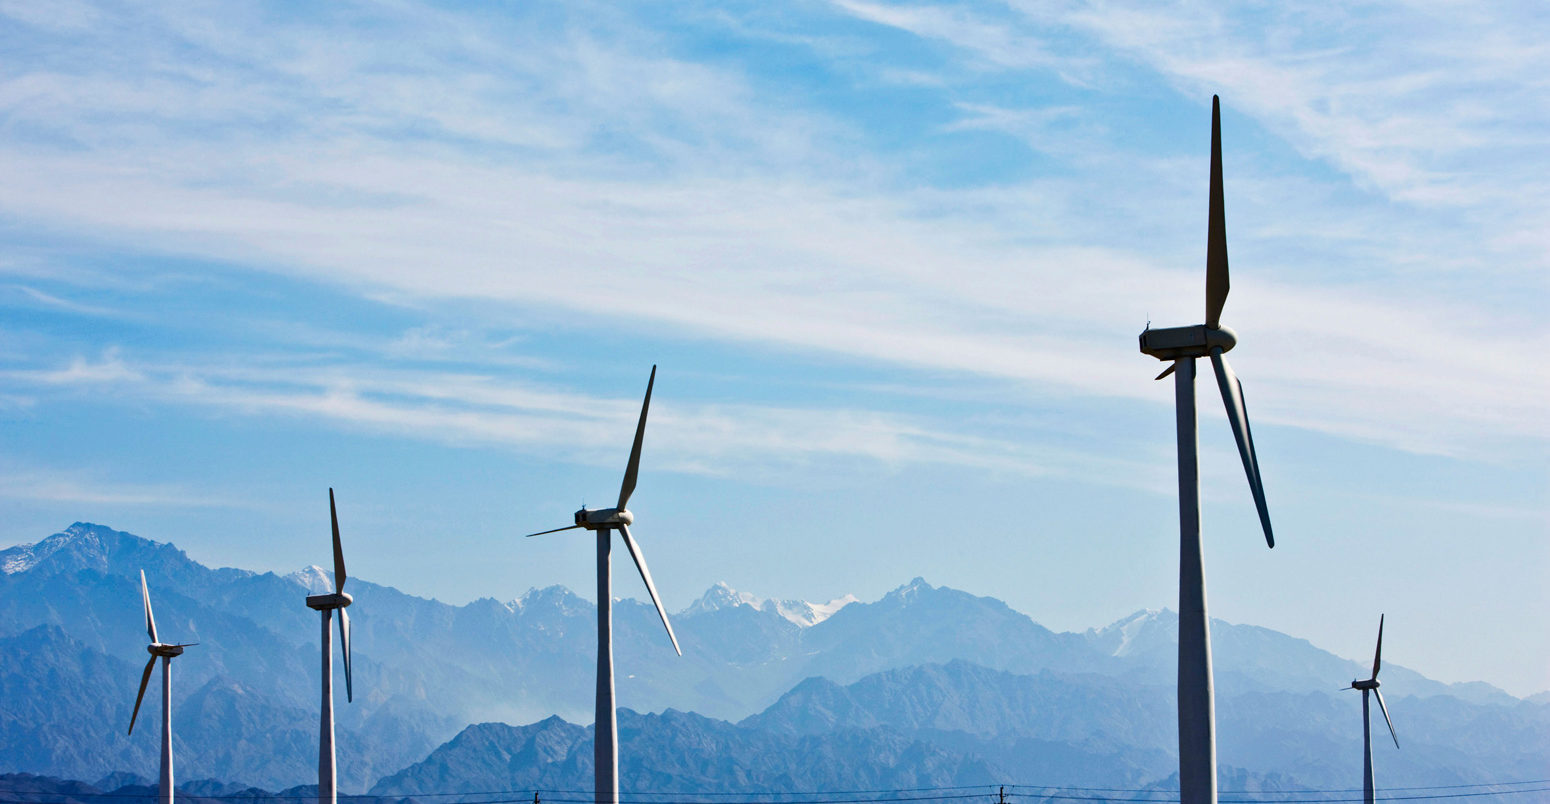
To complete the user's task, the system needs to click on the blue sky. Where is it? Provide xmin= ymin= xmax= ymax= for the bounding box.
xmin=0 ymin=0 xmax=1545 ymax=696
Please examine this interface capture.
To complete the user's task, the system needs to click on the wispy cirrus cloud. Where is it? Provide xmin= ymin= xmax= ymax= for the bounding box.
xmin=1 ymin=351 xmax=1103 ymax=481
xmin=1049 ymin=0 xmax=1550 ymax=260
xmin=0 ymin=0 xmax=1544 ymax=467
xmin=832 ymin=0 xmax=1087 ymax=78
xmin=0 ymin=460 xmax=237 ymax=507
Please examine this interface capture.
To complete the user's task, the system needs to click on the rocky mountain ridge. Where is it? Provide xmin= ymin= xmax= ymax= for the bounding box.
xmin=1 ymin=522 xmax=1542 ymax=794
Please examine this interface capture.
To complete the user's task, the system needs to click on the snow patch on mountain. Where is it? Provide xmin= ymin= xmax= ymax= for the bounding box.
xmin=1 ymin=547 xmax=41 ymax=575
xmin=687 ymin=582 xmax=857 ymax=627
xmin=286 ymin=565 xmax=334 ymax=594
xmin=884 ymin=576 xmax=934 ymax=602
xmin=514 ymin=585 xmax=589 ymax=616
xmin=785 ymin=594 xmax=861 ymax=627
xmin=1 ymin=523 xmax=107 ymax=574
xmin=1086 ymin=609 xmax=1173 ymax=657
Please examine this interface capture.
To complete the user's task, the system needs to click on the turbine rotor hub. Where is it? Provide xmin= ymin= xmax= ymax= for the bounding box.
xmin=1139 ymin=324 xmax=1237 ymax=361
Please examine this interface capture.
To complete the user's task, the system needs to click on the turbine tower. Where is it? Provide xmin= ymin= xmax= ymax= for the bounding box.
xmin=1138 ymin=96 xmax=1276 ymax=804
xmin=127 ymin=570 xmax=196 ymax=804
xmin=524 ymin=365 xmax=682 ymax=804
xmin=1346 ymin=615 xmax=1399 ymax=804
xmin=305 ymin=488 xmax=355 ymax=804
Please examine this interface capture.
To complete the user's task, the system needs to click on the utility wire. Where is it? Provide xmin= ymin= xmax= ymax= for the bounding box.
xmin=5 ymin=779 xmax=1545 ymax=801
xmin=1006 ymin=788 xmax=1550 ymax=803
xmin=0 ymin=780 xmax=1546 ymax=804
xmin=1006 ymin=779 xmax=1550 ymax=795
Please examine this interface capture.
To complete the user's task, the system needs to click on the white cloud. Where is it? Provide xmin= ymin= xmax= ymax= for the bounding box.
xmin=832 ymin=0 xmax=1076 ymax=75
xmin=3 ymin=354 xmax=1098 ymax=481
xmin=0 ymin=0 xmax=1543 ymax=468
xmin=0 ymin=461 xmax=234 ymax=507
xmin=1057 ymin=1 xmax=1550 ymax=219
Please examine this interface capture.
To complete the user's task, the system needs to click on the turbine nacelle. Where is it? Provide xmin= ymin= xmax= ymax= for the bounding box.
xmin=145 ymin=643 xmax=186 ymax=658
xmin=576 ymin=507 xmax=634 ymax=530
xmin=305 ymin=591 xmax=354 ymax=610
xmin=1351 ymin=678 xmax=1380 ymax=690
xmin=1139 ymin=324 xmax=1237 ymax=361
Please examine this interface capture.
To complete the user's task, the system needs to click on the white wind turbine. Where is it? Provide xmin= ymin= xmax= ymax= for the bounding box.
xmin=305 ymin=488 xmax=355 ymax=804
xmin=1138 ymin=96 xmax=1276 ymax=804
xmin=1345 ymin=615 xmax=1399 ymax=804
xmin=127 ymin=570 xmax=197 ymax=804
xmin=524 ymin=365 xmax=682 ymax=804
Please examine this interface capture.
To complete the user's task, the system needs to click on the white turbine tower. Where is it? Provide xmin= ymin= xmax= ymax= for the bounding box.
xmin=524 ymin=365 xmax=682 ymax=804
xmin=305 ymin=488 xmax=355 ymax=804
xmin=127 ymin=570 xmax=196 ymax=804
xmin=1346 ymin=615 xmax=1399 ymax=804
xmin=1138 ymin=96 xmax=1276 ymax=804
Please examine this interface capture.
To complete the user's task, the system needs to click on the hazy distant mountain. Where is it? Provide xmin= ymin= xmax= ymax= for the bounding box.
xmin=370 ymin=708 xmax=1000 ymax=796
xmin=1083 ymin=609 xmax=1520 ymax=706
xmin=744 ymin=660 xmax=1177 ymax=786
xmin=1 ymin=522 xmax=1544 ymax=796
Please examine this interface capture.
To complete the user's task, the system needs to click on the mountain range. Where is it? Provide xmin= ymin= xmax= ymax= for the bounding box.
xmin=1 ymin=522 xmax=1545 ymax=797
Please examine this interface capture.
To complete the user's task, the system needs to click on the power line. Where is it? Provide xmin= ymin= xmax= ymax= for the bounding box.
xmin=1005 ymin=788 xmax=1550 ymax=803
xmin=1006 ymin=779 xmax=1550 ymax=796
xmin=0 ymin=780 xmax=1545 ymax=804
xmin=0 ymin=788 xmax=1007 ymax=801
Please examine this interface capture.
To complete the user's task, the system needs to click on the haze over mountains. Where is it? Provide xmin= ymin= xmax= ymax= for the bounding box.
xmin=1 ymin=523 xmax=1545 ymax=796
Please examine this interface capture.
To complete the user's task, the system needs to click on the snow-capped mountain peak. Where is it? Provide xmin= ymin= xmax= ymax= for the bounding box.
xmin=884 ymin=576 xmax=934 ymax=602
xmin=515 ymin=585 xmax=588 ymax=615
xmin=286 ymin=564 xmax=334 ymax=594
xmin=687 ymin=582 xmax=764 ymax=614
xmin=767 ymin=594 xmax=860 ymax=627
xmin=686 ymin=582 xmax=856 ymax=627
xmin=1085 ymin=608 xmax=1175 ymax=657
xmin=1 ymin=523 xmax=111 ymax=574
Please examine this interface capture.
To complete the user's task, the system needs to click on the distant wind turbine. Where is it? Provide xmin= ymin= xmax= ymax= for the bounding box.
xmin=127 ymin=570 xmax=197 ymax=804
xmin=524 ymin=365 xmax=682 ymax=804
xmin=1138 ymin=96 xmax=1277 ymax=804
xmin=305 ymin=489 xmax=355 ymax=804
xmin=1345 ymin=615 xmax=1399 ymax=804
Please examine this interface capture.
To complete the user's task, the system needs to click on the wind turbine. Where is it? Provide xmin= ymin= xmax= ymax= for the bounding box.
xmin=305 ymin=488 xmax=355 ymax=804
xmin=127 ymin=570 xmax=197 ymax=804
xmin=1138 ymin=96 xmax=1276 ymax=804
xmin=524 ymin=365 xmax=682 ymax=804
xmin=1345 ymin=615 xmax=1398 ymax=804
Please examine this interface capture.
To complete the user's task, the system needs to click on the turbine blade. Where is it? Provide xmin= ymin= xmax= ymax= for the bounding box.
xmin=330 ymin=488 xmax=346 ymax=593
xmin=618 ymin=523 xmax=681 ymax=656
xmin=140 ymin=570 xmax=158 ymax=644
xmin=524 ymin=524 xmax=583 ymax=538
xmin=1372 ymin=613 xmax=1384 ymax=679
xmin=617 ymin=365 xmax=656 ymax=510
xmin=1206 ymin=95 xmax=1230 ymax=329
xmin=1374 ymin=688 xmax=1399 ymax=749
xmin=128 ymin=656 xmax=155 ymax=735
xmin=1210 ymin=350 xmax=1273 ymax=547
xmin=339 ymin=607 xmax=353 ymax=704
xmin=1155 ymin=364 xmax=1176 ymax=381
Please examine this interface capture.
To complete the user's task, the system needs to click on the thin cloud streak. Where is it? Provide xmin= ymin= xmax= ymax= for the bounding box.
xmin=2 ymin=143 xmax=1541 ymax=460
xmin=0 ymin=464 xmax=238 ymax=508
xmin=0 ymin=0 xmax=1544 ymax=465
xmin=3 ymin=354 xmax=1110 ymax=482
